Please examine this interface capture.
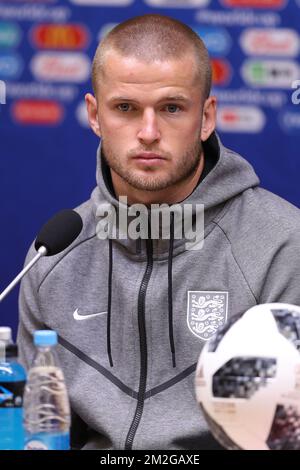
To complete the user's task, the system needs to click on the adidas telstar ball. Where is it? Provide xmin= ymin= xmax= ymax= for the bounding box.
xmin=195 ymin=303 xmax=300 ymax=450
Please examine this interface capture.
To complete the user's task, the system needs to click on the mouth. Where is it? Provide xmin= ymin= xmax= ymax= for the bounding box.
xmin=133 ymin=153 xmax=167 ymax=165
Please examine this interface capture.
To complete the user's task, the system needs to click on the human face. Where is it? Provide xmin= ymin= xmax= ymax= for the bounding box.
xmin=86 ymin=51 xmax=216 ymax=204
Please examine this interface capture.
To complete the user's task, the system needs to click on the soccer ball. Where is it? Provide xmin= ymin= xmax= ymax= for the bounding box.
xmin=195 ymin=303 xmax=300 ymax=450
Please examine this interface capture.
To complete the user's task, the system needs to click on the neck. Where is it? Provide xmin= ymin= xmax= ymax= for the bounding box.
xmin=111 ymin=155 xmax=205 ymax=206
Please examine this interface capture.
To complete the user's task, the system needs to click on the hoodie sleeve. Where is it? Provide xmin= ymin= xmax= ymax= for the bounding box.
xmin=17 ymin=244 xmax=45 ymax=371
xmin=259 ymin=233 xmax=300 ymax=306
xmin=220 ymin=187 xmax=300 ymax=308
xmin=257 ymin=229 xmax=300 ymax=306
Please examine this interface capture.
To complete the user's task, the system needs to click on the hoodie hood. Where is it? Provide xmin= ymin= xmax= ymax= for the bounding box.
xmin=91 ymin=132 xmax=260 ymax=258
xmin=90 ymin=132 xmax=260 ymax=368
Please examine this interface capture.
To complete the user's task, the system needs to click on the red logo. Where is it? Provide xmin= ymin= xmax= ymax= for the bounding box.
xmin=222 ymin=0 xmax=285 ymax=7
xmin=217 ymin=106 xmax=265 ymax=133
xmin=240 ymin=29 xmax=299 ymax=57
xmin=31 ymin=24 xmax=89 ymax=50
xmin=12 ymin=100 xmax=64 ymax=125
xmin=30 ymin=52 xmax=91 ymax=82
xmin=211 ymin=59 xmax=231 ymax=86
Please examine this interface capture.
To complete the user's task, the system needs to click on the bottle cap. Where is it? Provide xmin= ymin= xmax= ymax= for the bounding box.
xmin=34 ymin=330 xmax=58 ymax=347
xmin=5 ymin=343 xmax=18 ymax=358
xmin=0 ymin=327 xmax=12 ymax=343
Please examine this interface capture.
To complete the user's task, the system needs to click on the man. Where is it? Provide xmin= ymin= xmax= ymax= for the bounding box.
xmin=18 ymin=14 xmax=300 ymax=450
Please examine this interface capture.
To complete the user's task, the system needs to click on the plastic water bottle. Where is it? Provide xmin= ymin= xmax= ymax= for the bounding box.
xmin=23 ymin=330 xmax=70 ymax=450
xmin=0 ymin=326 xmax=26 ymax=450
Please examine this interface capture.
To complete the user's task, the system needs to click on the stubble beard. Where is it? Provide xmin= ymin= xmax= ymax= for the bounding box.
xmin=101 ymin=138 xmax=203 ymax=192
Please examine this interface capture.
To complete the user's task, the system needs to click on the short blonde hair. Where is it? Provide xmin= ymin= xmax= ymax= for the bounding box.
xmin=92 ymin=14 xmax=212 ymax=100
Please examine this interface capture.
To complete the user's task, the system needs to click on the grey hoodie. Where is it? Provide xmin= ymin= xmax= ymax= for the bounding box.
xmin=18 ymin=133 xmax=300 ymax=450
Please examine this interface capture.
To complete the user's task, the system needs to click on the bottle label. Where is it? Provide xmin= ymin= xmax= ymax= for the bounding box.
xmin=0 ymin=408 xmax=24 ymax=450
xmin=0 ymin=380 xmax=25 ymax=408
xmin=25 ymin=432 xmax=70 ymax=450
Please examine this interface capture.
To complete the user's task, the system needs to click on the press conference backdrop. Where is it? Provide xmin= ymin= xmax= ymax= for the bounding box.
xmin=0 ymin=0 xmax=300 ymax=338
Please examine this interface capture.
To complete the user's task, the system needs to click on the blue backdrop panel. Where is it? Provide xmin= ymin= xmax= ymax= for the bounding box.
xmin=0 ymin=0 xmax=299 ymax=338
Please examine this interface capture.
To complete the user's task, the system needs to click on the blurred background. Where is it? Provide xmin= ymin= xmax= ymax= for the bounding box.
xmin=0 ymin=0 xmax=299 ymax=339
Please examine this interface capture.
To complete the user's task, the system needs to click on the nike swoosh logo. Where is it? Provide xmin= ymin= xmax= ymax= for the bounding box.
xmin=73 ymin=308 xmax=107 ymax=321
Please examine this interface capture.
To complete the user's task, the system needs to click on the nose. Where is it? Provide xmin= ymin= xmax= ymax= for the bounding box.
xmin=137 ymin=108 xmax=161 ymax=145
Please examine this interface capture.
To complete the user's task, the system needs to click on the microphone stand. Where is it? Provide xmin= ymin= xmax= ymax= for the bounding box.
xmin=0 ymin=246 xmax=47 ymax=303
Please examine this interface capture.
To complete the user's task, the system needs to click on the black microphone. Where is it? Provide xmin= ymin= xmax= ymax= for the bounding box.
xmin=35 ymin=209 xmax=83 ymax=256
xmin=0 ymin=209 xmax=83 ymax=303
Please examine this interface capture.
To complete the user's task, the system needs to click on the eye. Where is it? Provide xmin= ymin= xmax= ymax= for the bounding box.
xmin=117 ymin=103 xmax=132 ymax=112
xmin=165 ymin=104 xmax=181 ymax=114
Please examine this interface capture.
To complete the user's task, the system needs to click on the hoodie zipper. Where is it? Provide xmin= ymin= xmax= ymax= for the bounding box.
xmin=124 ymin=237 xmax=153 ymax=450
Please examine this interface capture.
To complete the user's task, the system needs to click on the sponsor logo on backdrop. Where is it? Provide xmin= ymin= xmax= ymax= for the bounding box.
xmin=196 ymin=9 xmax=281 ymax=27
xmin=98 ymin=23 xmax=118 ymax=41
xmin=291 ymin=80 xmax=300 ymax=105
xmin=214 ymin=88 xmax=287 ymax=109
xmin=0 ymin=5 xmax=71 ymax=23
xmin=11 ymin=99 xmax=64 ymax=125
xmin=6 ymin=82 xmax=78 ymax=102
xmin=30 ymin=52 xmax=91 ymax=82
xmin=0 ymin=53 xmax=22 ymax=79
xmin=191 ymin=26 xmax=231 ymax=56
xmin=279 ymin=108 xmax=300 ymax=135
xmin=76 ymin=100 xmax=89 ymax=128
xmin=69 ymin=0 xmax=133 ymax=4
xmin=6 ymin=0 xmax=57 ymax=2
xmin=242 ymin=59 xmax=299 ymax=88
xmin=0 ymin=22 xmax=21 ymax=48
xmin=31 ymin=24 xmax=89 ymax=50
xmin=240 ymin=28 xmax=299 ymax=57
xmin=0 ymin=80 xmax=6 ymax=104
xmin=222 ymin=0 xmax=286 ymax=8
xmin=5 ymin=0 xmax=57 ymax=3
xmin=217 ymin=105 xmax=266 ymax=133
xmin=144 ymin=0 xmax=210 ymax=7
xmin=211 ymin=59 xmax=231 ymax=86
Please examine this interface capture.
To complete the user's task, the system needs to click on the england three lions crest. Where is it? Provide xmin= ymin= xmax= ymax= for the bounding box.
xmin=187 ymin=291 xmax=228 ymax=341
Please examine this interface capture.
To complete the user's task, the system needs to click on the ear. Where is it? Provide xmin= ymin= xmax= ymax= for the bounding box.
xmin=201 ymin=96 xmax=217 ymax=142
xmin=85 ymin=93 xmax=101 ymax=138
